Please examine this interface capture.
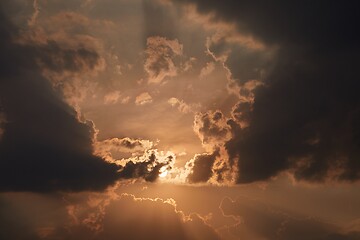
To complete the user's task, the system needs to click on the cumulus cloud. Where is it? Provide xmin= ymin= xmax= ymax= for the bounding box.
xmin=103 ymin=91 xmax=121 ymax=104
xmin=176 ymin=0 xmax=360 ymax=184
xmin=189 ymin=111 xmax=240 ymax=184
xmin=186 ymin=151 xmax=219 ymax=183
xmin=135 ymin=92 xmax=153 ymax=105
xmin=144 ymin=36 xmax=183 ymax=84
xmin=118 ymin=151 xmax=174 ymax=183
xmin=206 ymin=33 xmax=271 ymax=85
xmin=193 ymin=111 xmax=231 ymax=151
xmin=0 ymin=3 xmax=168 ymax=192
xmin=0 ymin=4 xmax=121 ymax=192
xmin=95 ymin=137 xmax=153 ymax=162
xmin=168 ymin=97 xmax=197 ymax=114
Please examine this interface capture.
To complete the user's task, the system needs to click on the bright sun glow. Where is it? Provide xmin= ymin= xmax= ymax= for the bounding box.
xmin=159 ymin=170 xmax=168 ymax=178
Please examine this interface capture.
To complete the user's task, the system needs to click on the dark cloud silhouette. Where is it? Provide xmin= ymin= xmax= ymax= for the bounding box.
xmin=187 ymin=150 xmax=219 ymax=183
xmin=207 ymin=36 xmax=270 ymax=84
xmin=118 ymin=153 xmax=173 ymax=182
xmin=0 ymin=5 xmax=120 ymax=192
xmin=0 ymin=3 xmax=169 ymax=192
xmin=177 ymin=0 xmax=360 ymax=183
xmin=119 ymin=138 xmax=147 ymax=149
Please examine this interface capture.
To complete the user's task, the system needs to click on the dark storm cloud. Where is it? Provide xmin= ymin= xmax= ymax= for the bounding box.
xmin=232 ymin=102 xmax=252 ymax=124
xmin=207 ymin=36 xmax=269 ymax=84
xmin=177 ymin=0 xmax=360 ymax=183
xmin=187 ymin=150 xmax=219 ymax=183
xmin=176 ymin=0 xmax=359 ymax=48
xmin=0 ymin=3 xmax=172 ymax=192
xmin=0 ymin=4 xmax=122 ymax=192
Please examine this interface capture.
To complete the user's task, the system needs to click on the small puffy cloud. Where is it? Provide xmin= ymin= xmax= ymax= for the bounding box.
xmin=95 ymin=137 xmax=154 ymax=162
xmin=144 ymin=36 xmax=183 ymax=84
xmin=104 ymin=91 xmax=121 ymax=104
xmin=135 ymin=92 xmax=153 ymax=105
xmin=120 ymin=96 xmax=131 ymax=104
xmin=168 ymin=97 xmax=194 ymax=114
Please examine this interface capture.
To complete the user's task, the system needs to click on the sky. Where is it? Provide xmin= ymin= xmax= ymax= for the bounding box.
xmin=0 ymin=0 xmax=359 ymax=239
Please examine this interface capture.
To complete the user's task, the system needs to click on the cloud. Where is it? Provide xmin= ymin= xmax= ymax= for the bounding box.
xmin=193 ymin=111 xmax=231 ymax=151
xmin=95 ymin=137 xmax=153 ymax=162
xmin=28 ymin=0 xmax=39 ymax=27
xmin=118 ymin=151 xmax=174 ymax=183
xmin=0 ymin=3 xmax=169 ymax=192
xmin=99 ymin=137 xmax=153 ymax=153
xmin=199 ymin=62 xmax=215 ymax=79
xmin=72 ymin=192 xmax=221 ymax=240
xmin=219 ymin=196 xmax=360 ymax=240
xmin=103 ymin=91 xmax=121 ymax=104
xmin=176 ymin=0 xmax=360 ymax=184
xmin=168 ymin=97 xmax=197 ymax=114
xmin=144 ymin=36 xmax=183 ymax=84
xmin=20 ymin=7 xmax=111 ymax=110
xmin=206 ymin=33 xmax=271 ymax=85
xmin=135 ymin=92 xmax=153 ymax=105
xmin=186 ymin=150 xmax=219 ymax=183
xmin=0 ymin=189 xmax=221 ymax=240
xmin=0 ymin=4 xmax=123 ymax=192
